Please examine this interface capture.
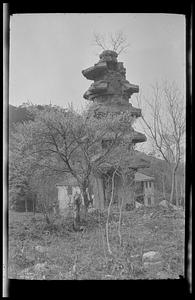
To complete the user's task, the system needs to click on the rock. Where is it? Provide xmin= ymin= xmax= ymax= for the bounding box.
xmin=143 ymin=214 xmax=151 ymax=221
xmin=170 ymin=204 xmax=184 ymax=211
xmin=143 ymin=261 xmax=162 ymax=269
xmin=142 ymin=251 xmax=161 ymax=262
xmin=34 ymin=263 xmax=47 ymax=271
xmin=159 ymin=200 xmax=170 ymax=207
xmin=135 ymin=201 xmax=143 ymax=208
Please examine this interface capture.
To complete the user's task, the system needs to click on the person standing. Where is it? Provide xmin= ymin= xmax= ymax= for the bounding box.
xmin=73 ymin=191 xmax=82 ymax=231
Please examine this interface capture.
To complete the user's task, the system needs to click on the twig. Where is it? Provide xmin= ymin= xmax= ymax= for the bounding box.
xmin=118 ymin=173 xmax=124 ymax=247
xmin=96 ymin=175 xmax=108 ymax=264
xmin=106 ymin=168 xmax=117 ymax=255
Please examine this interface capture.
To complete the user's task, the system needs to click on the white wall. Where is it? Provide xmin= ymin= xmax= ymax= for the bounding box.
xmin=57 ymin=185 xmax=83 ymax=216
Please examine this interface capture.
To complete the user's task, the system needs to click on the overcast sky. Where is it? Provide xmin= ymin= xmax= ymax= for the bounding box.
xmin=9 ymin=13 xmax=186 ymax=152
xmin=9 ymin=13 xmax=185 ymax=110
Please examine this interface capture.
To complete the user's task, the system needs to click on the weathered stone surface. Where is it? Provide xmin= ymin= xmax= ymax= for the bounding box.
xmin=131 ymin=131 xmax=147 ymax=143
xmin=34 ymin=263 xmax=47 ymax=271
xmin=135 ymin=201 xmax=143 ymax=208
xmin=99 ymin=50 xmax=118 ymax=62
xmin=89 ymin=102 xmax=142 ymax=117
xmin=143 ymin=261 xmax=162 ymax=269
xmin=142 ymin=213 xmax=152 ymax=221
xmin=170 ymin=204 xmax=184 ymax=211
xmin=81 ymin=50 xmax=150 ymax=210
xmin=82 ymin=63 xmax=107 ymax=80
xmin=159 ymin=200 xmax=170 ymax=208
xmin=142 ymin=251 xmax=162 ymax=262
xmin=82 ymin=50 xmax=139 ymax=104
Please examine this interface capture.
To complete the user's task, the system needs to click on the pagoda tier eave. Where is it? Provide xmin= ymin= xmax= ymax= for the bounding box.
xmin=82 ymin=62 xmax=107 ymax=80
xmin=90 ymin=103 xmax=142 ymax=118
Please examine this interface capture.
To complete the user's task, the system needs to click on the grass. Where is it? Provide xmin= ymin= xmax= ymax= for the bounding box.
xmin=8 ymin=204 xmax=185 ymax=280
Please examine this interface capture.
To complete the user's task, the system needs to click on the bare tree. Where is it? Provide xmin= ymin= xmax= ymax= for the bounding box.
xmin=136 ymin=81 xmax=185 ymax=205
xmin=93 ymin=31 xmax=130 ymax=55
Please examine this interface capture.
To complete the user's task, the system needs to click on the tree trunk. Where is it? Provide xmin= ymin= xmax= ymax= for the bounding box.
xmin=118 ymin=173 xmax=125 ymax=246
xmin=162 ymin=173 xmax=166 ymax=199
xmin=169 ymin=158 xmax=180 ymax=205
xmin=82 ymin=187 xmax=89 ymax=220
xmin=169 ymin=165 xmax=177 ymax=204
xmin=175 ymin=175 xmax=179 ymax=207
xmin=73 ymin=209 xmax=80 ymax=229
xmin=41 ymin=201 xmax=51 ymax=225
xmin=73 ymin=194 xmax=82 ymax=231
xmin=124 ymin=172 xmax=135 ymax=210
xmin=180 ymin=182 xmax=184 ymax=209
xmin=25 ymin=198 xmax=28 ymax=213
xmin=106 ymin=170 xmax=116 ymax=254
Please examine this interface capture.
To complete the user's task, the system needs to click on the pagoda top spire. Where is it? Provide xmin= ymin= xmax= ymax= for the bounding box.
xmin=82 ymin=50 xmax=148 ymax=148
xmin=82 ymin=50 xmax=139 ymax=112
xmin=99 ymin=50 xmax=118 ymax=62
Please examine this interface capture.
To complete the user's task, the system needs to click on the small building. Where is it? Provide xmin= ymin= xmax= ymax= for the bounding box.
xmin=56 ymin=177 xmax=81 ymax=216
xmin=134 ymin=172 xmax=155 ymax=206
xmin=56 ymin=171 xmax=155 ymax=215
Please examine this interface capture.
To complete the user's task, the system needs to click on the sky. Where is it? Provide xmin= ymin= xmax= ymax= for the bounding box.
xmin=9 ymin=13 xmax=186 ymax=151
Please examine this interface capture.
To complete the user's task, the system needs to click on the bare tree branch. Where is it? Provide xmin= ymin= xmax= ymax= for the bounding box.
xmin=93 ymin=31 xmax=130 ymax=55
xmin=135 ymin=82 xmax=185 ymax=204
xmin=93 ymin=33 xmax=107 ymax=50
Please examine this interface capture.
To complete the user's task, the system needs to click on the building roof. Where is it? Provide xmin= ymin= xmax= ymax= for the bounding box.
xmin=134 ymin=172 xmax=154 ymax=182
xmin=56 ymin=176 xmax=78 ymax=187
xmin=92 ymin=149 xmax=150 ymax=175
xmin=56 ymin=172 xmax=154 ymax=188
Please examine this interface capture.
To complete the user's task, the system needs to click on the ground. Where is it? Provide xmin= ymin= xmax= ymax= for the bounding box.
xmin=8 ymin=204 xmax=185 ymax=280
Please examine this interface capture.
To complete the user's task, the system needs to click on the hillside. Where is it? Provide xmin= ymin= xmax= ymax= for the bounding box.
xmin=9 ymin=104 xmax=34 ymax=127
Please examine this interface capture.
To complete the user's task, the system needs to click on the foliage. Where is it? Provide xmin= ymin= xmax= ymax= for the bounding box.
xmin=9 ymin=104 xmax=135 ymax=218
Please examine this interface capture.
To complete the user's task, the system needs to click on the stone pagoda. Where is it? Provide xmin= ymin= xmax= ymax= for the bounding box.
xmin=82 ymin=50 xmax=149 ymax=210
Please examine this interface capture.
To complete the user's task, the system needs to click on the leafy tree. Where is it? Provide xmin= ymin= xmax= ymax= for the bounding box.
xmin=9 ymin=104 xmax=135 ymax=226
